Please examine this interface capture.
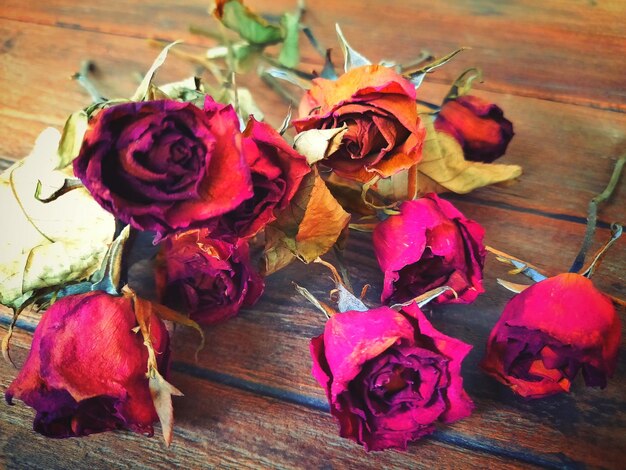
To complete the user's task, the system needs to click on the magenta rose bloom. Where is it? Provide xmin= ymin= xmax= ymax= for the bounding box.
xmin=373 ymin=194 xmax=486 ymax=305
xmin=310 ymin=303 xmax=473 ymax=451
xmin=5 ymin=291 xmax=170 ymax=438
xmin=73 ymin=97 xmax=252 ymax=236
xmin=205 ymin=117 xmax=311 ymax=239
xmin=155 ymin=229 xmax=264 ymax=325
xmin=434 ymin=95 xmax=514 ymax=163
xmin=481 ymin=273 xmax=621 ymax=399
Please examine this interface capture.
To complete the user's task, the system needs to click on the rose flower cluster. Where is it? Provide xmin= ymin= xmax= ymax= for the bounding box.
xmin=2 ymin=0 xmax=621 ymax=454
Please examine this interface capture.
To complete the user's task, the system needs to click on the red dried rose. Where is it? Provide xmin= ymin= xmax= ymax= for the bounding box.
xmin=310 ymin=303 xmax=474 ymax=451
xmin=294 ymin=65 xmax=425 ymax=183
xmin=434 ymin=95 xmax=514 ymax=163
xmin=155 ymin=230 xmax=264 ymax=325
xmin=73 ymin=97 xmax=252 ymax=236
xmin=373 ymin=194 xmax=486 ymax=305
xmin=481 ymin=273 xmax=621 ymax=398
xmin=5 ymin=291 xmax=170 ymax=437
xmin=204 ymin=117 xmax=311 ymax=239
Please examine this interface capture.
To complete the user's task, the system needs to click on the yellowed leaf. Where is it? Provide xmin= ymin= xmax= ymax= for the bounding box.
xmin=0 ymin=129 xmax=116 ymax=310
xmin=263 ymin=170 xmax=351 ymax=275
xmin=374 ymin=117 xmax=522 ymax=199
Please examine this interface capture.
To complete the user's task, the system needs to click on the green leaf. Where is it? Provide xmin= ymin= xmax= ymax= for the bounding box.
xmin=131 ymin=40 xmax=182 ymax=102
xmin=56 ymin=111 xmax=88 ymax=170
xmin=263 ymin=170 xmax=351 ymax=275
xmin=278 ymin=11 xmax=301 ymax=68
xmin=220 ymin=1 xmax=283 ymax=45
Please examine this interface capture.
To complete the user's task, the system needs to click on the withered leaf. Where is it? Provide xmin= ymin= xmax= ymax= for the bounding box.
xmin=56 ymin=111 xmax=88 ymax=170
xmin=263 ymin=170 xmax=351 ymax=275
xmin=132 ymin=41 xmax=182 ymax=102
xmin=217 ymin=0 xmax=283 ymax=45
xmin=335 ymin=23 xmax=371 ymax=72
xmin=374 ymin=117 xmax=522 ymax=199
xmin=278 ymin=11 xmax=301 ymax=68
xmin=293 ymin=125 xmax=348 ymax=165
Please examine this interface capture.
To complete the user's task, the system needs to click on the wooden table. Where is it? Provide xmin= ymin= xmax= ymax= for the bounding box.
xmin=1 ymin=1 xmax=625 ymax=468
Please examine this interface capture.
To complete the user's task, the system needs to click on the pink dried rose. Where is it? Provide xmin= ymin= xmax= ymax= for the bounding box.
xmin=155 ymin=230 xmax=264 ymax=325
xmin=310 ymin=303 xmax=474 ymax=451
xmin=73 ymin=97 xmax=252 ymax=236
xmin=434 ymin=95 xmax=514 ymax=163
xmin=294 ymin=65 xmax=425 ymax=183
xmin=204 ymin=117 xmax=311 ymax=239
xmin=373 ymin=194 xmax=486 ymax=305
xmin=5 ymin=291 xmax=170 ymax=438
xmin=481 ymin=273 xmax=621 ymax=399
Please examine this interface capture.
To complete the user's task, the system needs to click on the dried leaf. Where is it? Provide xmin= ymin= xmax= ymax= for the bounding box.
xmin=56 ymin=111 xmax=88 ymax=169
xmin=149 ymin=372 xmax=184 ymax=447
xmin=293 ymin=282 xmax=336 ymax=318
xmin=375 ymin=118 xmax=522 ymax=198
xmin=335 ymin=283 xmax=368 ymax=313
xmin=407 ymin=48 xmax=467 ymax=88
xmin=444 ymin=68 xmax=483 ymax=103
xmin=132 ymin=41 xmax=182 ymax=102
xmin=293 ymin=125 xmax=348 ymax=165
xmin=389 ymin=286 xmax=457 ymax=310
xmin=91 ymin=225 xmax=131 ymax=295
xmin=335 ymin=24 xmax=371 ymax=72
xmin=496 ymin=279 xmax=531 ymax=294
xmin=151 ymin=301 xmax=206 ymax=358
xmin=278 ymin=11 xmax=301 ymax=68
xmin=218 ymin=0 xmax=283 ymax=45
xmin=263 ymin=170 xmax=350 ymax=275
xmin=263 ymin=67 xmax=311 ymax=89
xmin=0 ymin=129 xmax=116 ymax=310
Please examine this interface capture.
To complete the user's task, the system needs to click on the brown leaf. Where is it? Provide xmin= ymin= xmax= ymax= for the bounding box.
xmin=263 ymin=170 xmax=351 ymax=275
xmin=149 ymin=371 xmax=184 ymax=447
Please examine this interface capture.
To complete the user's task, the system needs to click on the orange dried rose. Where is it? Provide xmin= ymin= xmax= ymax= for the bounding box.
xmin=294 ymin=65 xmax=425 ymax=183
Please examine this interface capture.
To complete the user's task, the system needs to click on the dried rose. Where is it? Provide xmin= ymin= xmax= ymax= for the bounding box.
xmin=373 ymin=194 xmax=486 ymax=305
xmin=73 ymin=97 xmax=252 ymax=236
xmin=5 ymin=291 xmax=170 ymax=437
xmin=481 ymin=273 xmax=621 ymax=399
xmin=204 ymin=117 xmax=310 ymax=239
xmin=434 ymin=95 xmax=514 ymax=163
xmin=310 ymin=303 xmax=473 ymax=451
xmin=294 ymin=65 xmax=425 ymax=183
xmin=155 ymin=230 xmax=264 ymax=325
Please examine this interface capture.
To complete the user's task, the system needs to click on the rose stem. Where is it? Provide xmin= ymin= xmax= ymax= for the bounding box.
xmin=569 ymin=155 xmax=625 ymax=273
xmin=416 ymin=99 xmax=441 ymax=111
xmin=72 ymin=60 xmax=106 ymax=103
xmin=333 ymin=246 xmax=354 ymax=294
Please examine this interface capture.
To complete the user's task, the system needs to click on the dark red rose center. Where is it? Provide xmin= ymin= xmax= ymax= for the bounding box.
xmin=392 ymin=248 xmax=455 ymax=303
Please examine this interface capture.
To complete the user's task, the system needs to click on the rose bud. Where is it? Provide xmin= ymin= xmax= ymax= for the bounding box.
xmin=481 ymin=273 xmax=621 ymax=399
xmin=310 ymin=302 xmax=474 ymax=451
xmin=204 ymin=117 xmax=311 ymax=239
xmin=73 ymin=97 xmax=253 ymax=236
xmin=373 ymin=194 xmax=486 ymax=305
xmin=434 ymin=95 xmax=514 ymax=163
xmin=294 ymin=65 xmax=425 ymax=183
xmin=5 ymin=291 xmax=170 ymax=438
xmin=155 ymin=230 xmax=264 ymax=325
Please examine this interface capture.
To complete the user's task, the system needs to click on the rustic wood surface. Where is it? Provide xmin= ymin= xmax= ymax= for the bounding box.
xmin=0 ymin=1 xmax=625 ymax=469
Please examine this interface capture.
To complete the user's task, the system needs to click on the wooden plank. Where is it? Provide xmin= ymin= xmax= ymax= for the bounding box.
xmin=0 ymin=329 xmax=533 ymax=469
xmin=0 ymin=0 xmax=625 ymax=110
xmin=2 ymin=206 xmax=624 ymax=468
xmin=0 ymin=20 xmax=624 ymax=223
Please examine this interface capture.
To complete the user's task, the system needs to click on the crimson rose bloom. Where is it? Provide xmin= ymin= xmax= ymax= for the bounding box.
xmin=205 ymin=117 xmax=310 ymax=239
xmin=294 ymin=65 xmax=425 ymax=183
xmin=74 ymin=97 xmax=252 ymax=236
xmin=373 ymin=194 xmax=486 ymax=305
xmin=481 ymin=273 xmax=621 ymax=399
xmin=434 ymin=95 xmax=514 ymax=163
xmin=5 ymin=291 xmax=170 ymax=437
xmin=155 ymin=230 xmax=264 ymax=325
xmin=310 ymin=303 xmax=473 ymax=451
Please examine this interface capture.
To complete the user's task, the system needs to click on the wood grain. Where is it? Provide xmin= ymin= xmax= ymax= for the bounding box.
xmin=0 ymin=1 xmax=625 ymax=468
xmin=0 ymin=20 xmax=624 ymax=223
xmin=1 ymin=0 xmax=625 ymax=110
